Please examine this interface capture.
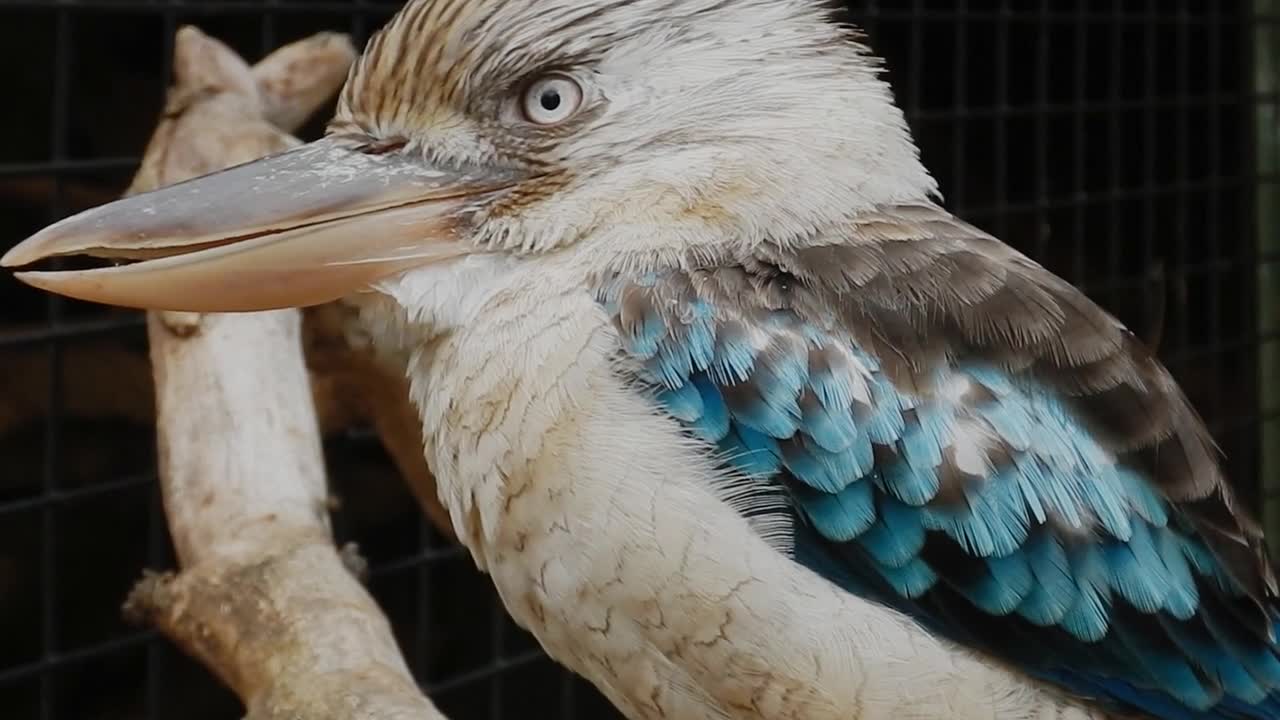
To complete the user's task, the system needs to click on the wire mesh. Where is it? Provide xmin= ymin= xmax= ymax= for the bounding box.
xmin=0 ymin=1 xmax=1272 ymax=719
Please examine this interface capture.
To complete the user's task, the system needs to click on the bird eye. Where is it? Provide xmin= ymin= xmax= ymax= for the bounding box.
xmin=520 ymin=74 xmax=583 ymax=126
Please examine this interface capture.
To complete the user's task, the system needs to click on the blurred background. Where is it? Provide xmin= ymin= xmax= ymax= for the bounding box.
xmin=0 ymin=1 xmax=1276 ymax=718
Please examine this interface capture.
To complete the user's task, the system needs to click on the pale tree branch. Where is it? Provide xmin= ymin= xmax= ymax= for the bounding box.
xmin=0 ymin=310 xmax=456 ymax=542
xmin=116 ymin=26 xmax=450 ymax=720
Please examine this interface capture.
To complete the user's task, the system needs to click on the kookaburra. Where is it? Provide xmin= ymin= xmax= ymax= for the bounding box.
xmin=5 ymin=1 xmax=1278 ymax=718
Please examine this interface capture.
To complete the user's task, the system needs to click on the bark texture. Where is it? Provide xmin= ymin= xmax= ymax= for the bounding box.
xmin=117 ymin=26 xmax=449 ymax=720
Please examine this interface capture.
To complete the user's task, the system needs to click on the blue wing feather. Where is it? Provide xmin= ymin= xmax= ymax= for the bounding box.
xmin=598 ymin=268 xmax=1280 ymax=720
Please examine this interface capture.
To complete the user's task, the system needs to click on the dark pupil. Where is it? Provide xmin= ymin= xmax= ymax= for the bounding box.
xmin=539 ymin=89 xmax=562 ymax=112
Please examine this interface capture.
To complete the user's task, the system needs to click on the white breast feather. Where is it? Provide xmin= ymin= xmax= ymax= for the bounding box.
xmin=365 ymin=262 xmax=1111 ymax=720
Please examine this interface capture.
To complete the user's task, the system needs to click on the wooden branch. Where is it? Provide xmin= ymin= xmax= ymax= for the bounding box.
xmin=0 ymin=311 xmax=455 ymax=540
xmin=0 ymin=322 xmax=455 ymax=540
xmin=118 ymin=26 xmax=449 ymax=720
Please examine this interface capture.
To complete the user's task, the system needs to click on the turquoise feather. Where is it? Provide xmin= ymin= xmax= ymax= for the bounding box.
xmin=598 ymin=270 xmax=1280 ymax=719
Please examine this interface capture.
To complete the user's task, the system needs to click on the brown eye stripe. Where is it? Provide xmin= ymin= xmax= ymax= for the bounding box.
xmin=484 ymin=169 xmax=576 ymax=221
xmin=357 ymin=137 xmax=410 ymax=155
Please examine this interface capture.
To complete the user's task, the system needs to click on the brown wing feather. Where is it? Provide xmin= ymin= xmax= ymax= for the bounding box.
xmin=746 ymin=203 xmax=1276 ymax=609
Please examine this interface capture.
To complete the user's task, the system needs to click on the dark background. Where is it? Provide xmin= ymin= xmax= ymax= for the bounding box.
xmin=0 ymin=1 xmax=1276 ymax=719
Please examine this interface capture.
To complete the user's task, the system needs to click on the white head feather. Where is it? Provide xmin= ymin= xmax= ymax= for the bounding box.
xmin=335 ymin=0 xmax=937 ymax=294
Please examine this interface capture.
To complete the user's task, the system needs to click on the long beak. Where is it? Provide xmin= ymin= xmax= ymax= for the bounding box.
xmin=1 ymin=135 xmax=517 ymax=312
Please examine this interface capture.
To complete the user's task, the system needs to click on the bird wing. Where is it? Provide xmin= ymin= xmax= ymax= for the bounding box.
xmin=595 ymin=203 xmax=1280 ymax=720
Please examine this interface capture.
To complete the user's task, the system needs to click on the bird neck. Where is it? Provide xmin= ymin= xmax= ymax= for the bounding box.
xmin=358 ymin=257 xmax=604 ymax=553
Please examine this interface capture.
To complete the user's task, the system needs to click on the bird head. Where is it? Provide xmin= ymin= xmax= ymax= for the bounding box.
xmin=2 ymin=0 xmax=936 ymax=318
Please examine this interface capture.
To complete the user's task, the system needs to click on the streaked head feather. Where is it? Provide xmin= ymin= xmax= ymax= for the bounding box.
xmin=331 ymin=0 xmax=937 ymax=270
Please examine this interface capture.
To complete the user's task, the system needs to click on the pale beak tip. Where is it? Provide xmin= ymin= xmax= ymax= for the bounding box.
xmin=10 ymin=270 xmax=65 ymax=296
xmin=0 ymin=242 xmax=33 ymax=269
xmin=12 ymin=269 xmax=67 ymax=289
xmin=2 ymin=228 xmax=62 ymax=269
xmin=8 ymin=268 xmax=131 ymax=310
